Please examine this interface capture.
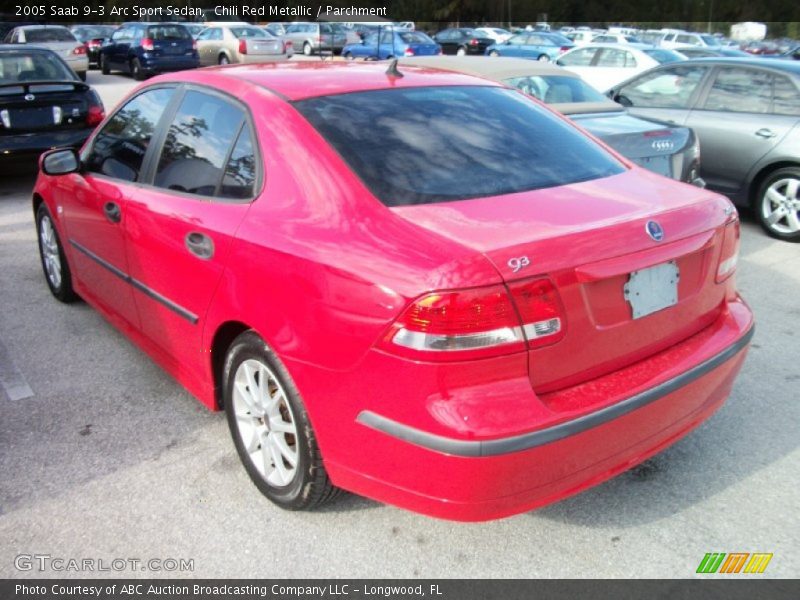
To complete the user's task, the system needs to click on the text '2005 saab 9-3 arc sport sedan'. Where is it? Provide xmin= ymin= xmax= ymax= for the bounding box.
xmin=32 ymin=61 xmax=753 ymax=521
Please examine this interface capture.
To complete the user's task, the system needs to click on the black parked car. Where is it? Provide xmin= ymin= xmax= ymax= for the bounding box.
xmin=433 ymin=28 xmax=494 ymax=55
xmin=0 ymin=45 xmax=104 ymax=160
xmin=70 ymin=25 xmax=117 ymax=69
xmin=100 ymin=22 xmax=199 ymax=81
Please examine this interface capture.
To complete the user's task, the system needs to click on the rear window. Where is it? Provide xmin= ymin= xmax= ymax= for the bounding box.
xmin=295 ymin=86 xmax=624 ymax=206
xmin=399 ymin=32 xmax=432 ymax=44
xmin=0 ymin=51 xmax=75 ymax=82
xmin=24 ymin=28 xmax=76 ymax=43
xmin=146 ymin=25 xmax=191 ymax=41
xmin=506 ymin=75 xmax=608 ymax=104
xmin=230 ymin=27 xmax=268 ymax=39
xmin=643 ymin=49 xmax=685 ymax=64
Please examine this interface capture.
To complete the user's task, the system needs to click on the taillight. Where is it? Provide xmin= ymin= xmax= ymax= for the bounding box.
xmin=86 ymin=105 xmax=105 ymax=127
xmin=469 ymin=38 xmax=479 ymax=45
xmin=507 ymin=278 xmax=565 ymax=349
xmin=559 ymin=46 xmax=571 ymax=53
xmin=87 ymin=40 xmax=101 ymax=49
xmin=404 ymin=47 xmax=415 ymax=56
xmin=239 ymin=39 xmax=247 ymax=54
xmin=284 ymin=40 xmax=293 ymax=52
xmin=141 ymin=38 xmax=154 ymax=52
xmin=716 ymin=218 xmax=740 ymax=282
xmin=382 ymin=278 xmax=564 ymax=360
xmin=192 ymin=39 xmax=198 ymax=52
xmin=72 ymin=45 xmax=86 ymax=55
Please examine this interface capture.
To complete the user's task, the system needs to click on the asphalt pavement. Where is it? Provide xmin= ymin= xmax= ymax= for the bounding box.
xmin=0 ymin=69 xmax=797 ymax=579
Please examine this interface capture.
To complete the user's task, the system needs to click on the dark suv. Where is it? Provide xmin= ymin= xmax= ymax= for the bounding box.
xmin=100 ymin=22 xmax=199 ymax=80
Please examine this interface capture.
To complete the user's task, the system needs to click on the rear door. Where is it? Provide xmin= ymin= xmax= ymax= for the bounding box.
xmin=107 ymin=27 xmax=132 ymax=67
xmin=123 ymin=87 xmax=256 ymax=377
xmin=684 ymin=65 xmax=799 ymax=194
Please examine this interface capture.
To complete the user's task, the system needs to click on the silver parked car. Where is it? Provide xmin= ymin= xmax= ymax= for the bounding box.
xmin=400 ymin=56 xmax=703 ymax=186
xmin=283 ymin=22 xmax=349 ymax=56
xmin=196 ymin=24 xmax=293 ymax=66
xmin=607 ymin=58 xmax=800 ymax=241
xmin=3 ymin=25 xmax=88 ymax=81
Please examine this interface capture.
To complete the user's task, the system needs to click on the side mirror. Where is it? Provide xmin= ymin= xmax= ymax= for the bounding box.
xmin=41 ymin=148 xmax=80 ymax=176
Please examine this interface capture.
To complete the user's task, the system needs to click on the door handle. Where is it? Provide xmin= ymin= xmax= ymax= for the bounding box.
xmin=185 ymin=232 xmax=214 ymax=260
xmin=103 ymin=201 xmax=121 ymax=223
xmin=755 ymin=128 xmax=777 ymax=139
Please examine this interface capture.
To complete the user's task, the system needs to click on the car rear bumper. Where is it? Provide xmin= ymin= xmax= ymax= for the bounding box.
xmin=1 ymin=128 xmax=92 ymax=156
xmin=141 ymin=55 xmax=200 ymax=73
xmin=319 ymin=296 xmax=753 ymax=521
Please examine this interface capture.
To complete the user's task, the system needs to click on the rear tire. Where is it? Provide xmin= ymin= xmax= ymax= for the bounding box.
xmin=131 ymin=58 xmax=145 ymax=81
xmin=77 ymin=71 xmax=87 ymax=82
xmin=303 ymin=42 xmax=312 ymax=56
xmin=218 ymin=54 xmax=230 ymax=65
xmin=223 ymin=331 xmax=341 ymax=510
xmin=537 ymin=54 xmax=550 ymax=62
xmin=100 ymin=55 xmax=110 ymax=75
xmin=456 ymin=46 xmax=467 ymax=56
xmin=344 ymin=51 xmax=353 ymax=60
xmin=756 ymin=167 xmax=800 ymax=242
xmin=489 ymin=50 xmax=500 ymax=57
xmin=36 ymin=204 xmax=77 ymax=303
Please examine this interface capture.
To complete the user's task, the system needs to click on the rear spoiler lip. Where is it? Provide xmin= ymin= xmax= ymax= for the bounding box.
xmin=0 ymin=80 xmax=88 ymax=93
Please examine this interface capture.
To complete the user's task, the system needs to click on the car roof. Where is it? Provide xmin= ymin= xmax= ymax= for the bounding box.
xmin=163 ymin=61 xmax=502 ymax=101
xmin=400 ymin=56 xmax=572 ymax=79
xmin=660 ymin=56 xmax=800 ymax=74
xmin=13 ymin=24 xmax=71 ymax=31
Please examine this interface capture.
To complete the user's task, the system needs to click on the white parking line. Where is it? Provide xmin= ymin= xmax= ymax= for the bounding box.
xmin=0 ymin=338 xmax=34 ymax=401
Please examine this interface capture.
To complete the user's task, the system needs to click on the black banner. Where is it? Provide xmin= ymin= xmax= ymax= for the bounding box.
xmin=2 ymin=580 xmax=800 ymax=600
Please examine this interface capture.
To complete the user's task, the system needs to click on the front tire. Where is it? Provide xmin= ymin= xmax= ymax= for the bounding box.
xmin=36 ymin=204 xmax=77 ymax=303
xmin=456 ymin=46 xmax=467 ymax=56
xmin=489 ymin=50 xmax=500 ymax=57
xmin=223 ymin=331 xmax=340 ymax=510
xmin=756 ymin=167 xmax=800 ymax=242
xmin=100 ymin=55 xmax=110 ymax=75
xmin=77 ymin=71 xmax=87 ymax=81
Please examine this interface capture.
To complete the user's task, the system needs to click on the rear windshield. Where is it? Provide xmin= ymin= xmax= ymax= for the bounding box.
xmin=643 ymin=48 xmax=685 ymax=64
xmin=72 ymin=26 xmax=115 ymax=41
xmin=231 ymin=27 xmax=269 ymax=39
xmin=505 ymin=75 xmax=608 ymax=103
xmin=0 ymin=51 xmax=75 ymax=82
xmin=399 ymin=32 xmax=433 ymax=44
xmin=25 ymin=28 xmax=76 ymax=43
xmin=146 ymin=25 xmax=191 ymax=41
xmin=295 ymin=86 xmax=624 ymax=206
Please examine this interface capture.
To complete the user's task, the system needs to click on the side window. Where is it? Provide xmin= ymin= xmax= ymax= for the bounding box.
xmin=379 ymin=30 xmax=393 ymax=44
xmin=558 ymin=47 xmax=597 ymax=66
xmin=507 ymin=34 xmax=527 ymax=45
xmin=154 ymin=90 xmax=245 ymax=197
xmin=220 ymin=127 xmax=257 ymax=200
xmin=676 ymin=34 xmax=694 ymax=45
xmin=703 ymin=68 xmax=771 ymax=113
xmin=596 ymin=48 xmax=635 ymax=68
xmin=617 ymin=65 xmax=708 ymax=108
xmin=594 ymin=35 xmax=612 ymax=43
xmin=773 ymin=76 xmax=800 ymax=116
xmin=84 ymin=88 xmax=174 ymax=181
xmin=210 ymin=28 xmax=223 ymax=41
xmin=196 ymin=28 xmax=213 ymax=41
xmin=111 ymin=29 xmax=125 ymax=42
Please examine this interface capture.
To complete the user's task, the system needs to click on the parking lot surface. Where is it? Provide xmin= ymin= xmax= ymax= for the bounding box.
xmin=0 ymin=69 xmax=798 ymax=579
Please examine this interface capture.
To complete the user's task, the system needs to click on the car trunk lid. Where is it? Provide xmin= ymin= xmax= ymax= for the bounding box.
xmin=0 ymin=81 xmax=89 ymax=132
xmin=242 ymin=37 xmax=284 ymax=56
xmin=392 ymin=169 xmax=733 ymax=392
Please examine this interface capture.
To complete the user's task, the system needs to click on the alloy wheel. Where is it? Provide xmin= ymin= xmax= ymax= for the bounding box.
xmin=39 ymin=215 xmax=62 ymax=290
xmin=761 ymin=177 xmax=800 ymax=235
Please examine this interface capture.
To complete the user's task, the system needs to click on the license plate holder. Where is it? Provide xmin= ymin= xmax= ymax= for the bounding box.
xmin=624 ymin=261 xmax=679 ymax=319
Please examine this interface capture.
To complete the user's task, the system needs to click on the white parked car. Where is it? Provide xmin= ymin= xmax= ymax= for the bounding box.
xmin=475 ymin=27 xmax=513 ymax=43
xmin=557 ymin=43 xmax=685 ymax=91
xmin=660 ymin=31 xmax=722 ymax=49
xmin=566 ymin=31 xmax=596 ymax=46
xmin=3 ymin=25 xmax=88 ymax=80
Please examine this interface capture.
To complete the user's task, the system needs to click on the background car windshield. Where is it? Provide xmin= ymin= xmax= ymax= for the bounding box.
xmin=399 ymin=32 xmax=432 ymax=44
xmin=231 ymin=27 xmax=269 ymax=39
xmin=643 ymin=48 xmax=685 ymax=63
xmin=72 ymin=26 xmax=114 ymax=41
xmin=295 ymin=86 xmax=623 ymax=206
xmin=25 ymin=29 xmax=76 ymax=43
xmin=0 ymin=52 xmax=74 ymax=82
xmin=506 ymin=75 xmax=608 ymax=103
xmin=146 ymin=26 xmax=191 ymax=40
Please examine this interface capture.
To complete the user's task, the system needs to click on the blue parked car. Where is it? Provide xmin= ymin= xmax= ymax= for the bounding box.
xmin=343 ymin=29 xmax=440 ymax=60
xmin=485 ymin=32 xmax=574 ymax=62
xmin=100 ymin=22 xmax=199 ymax=80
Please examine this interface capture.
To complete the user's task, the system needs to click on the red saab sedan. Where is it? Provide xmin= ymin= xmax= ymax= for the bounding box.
xmin=32 ymin=62 xmax=753 ymax=521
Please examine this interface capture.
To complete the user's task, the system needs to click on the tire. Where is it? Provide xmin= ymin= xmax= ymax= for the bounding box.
xmin=223 ymin=331 xmax=340 ymax=510
xmin=344 ymin=51 xmax=353 ymax=61
xmin=36 ymin=204 xmax=77 ymax=303
xmin=537 ymin=54 xmax=551 ymax=62
xmin=456 ymin=46 xmax=467 ymax=56
xmin=100 ymin=55 xmax=110 ymax=75
xmin=303 ymin=42 xmax=312 ymax=56
xmin=218 ymin=54 xmax=230 ymax=65
xmin=131 ymin=58 xmax=145 ymax=81
xmin=756 ymin=167 xmax=800 ymax=242
xmin=489 ymin=50 xmax=500 ymax=57
xmin=77 ymin=71 xmax=87 ymax=82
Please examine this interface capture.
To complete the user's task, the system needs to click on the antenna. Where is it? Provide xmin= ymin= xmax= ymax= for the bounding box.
xmin=385 ymin=58 xmax=404 ymax=78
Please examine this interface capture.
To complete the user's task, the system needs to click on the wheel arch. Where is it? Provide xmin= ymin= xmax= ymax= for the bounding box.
xmin=32 ymin=192 xmax=44 ymax=219
xmin=749 ymin=160 xmax=800 ymax=207
xmin=210 ymin=320 xmax=254 ymax=409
